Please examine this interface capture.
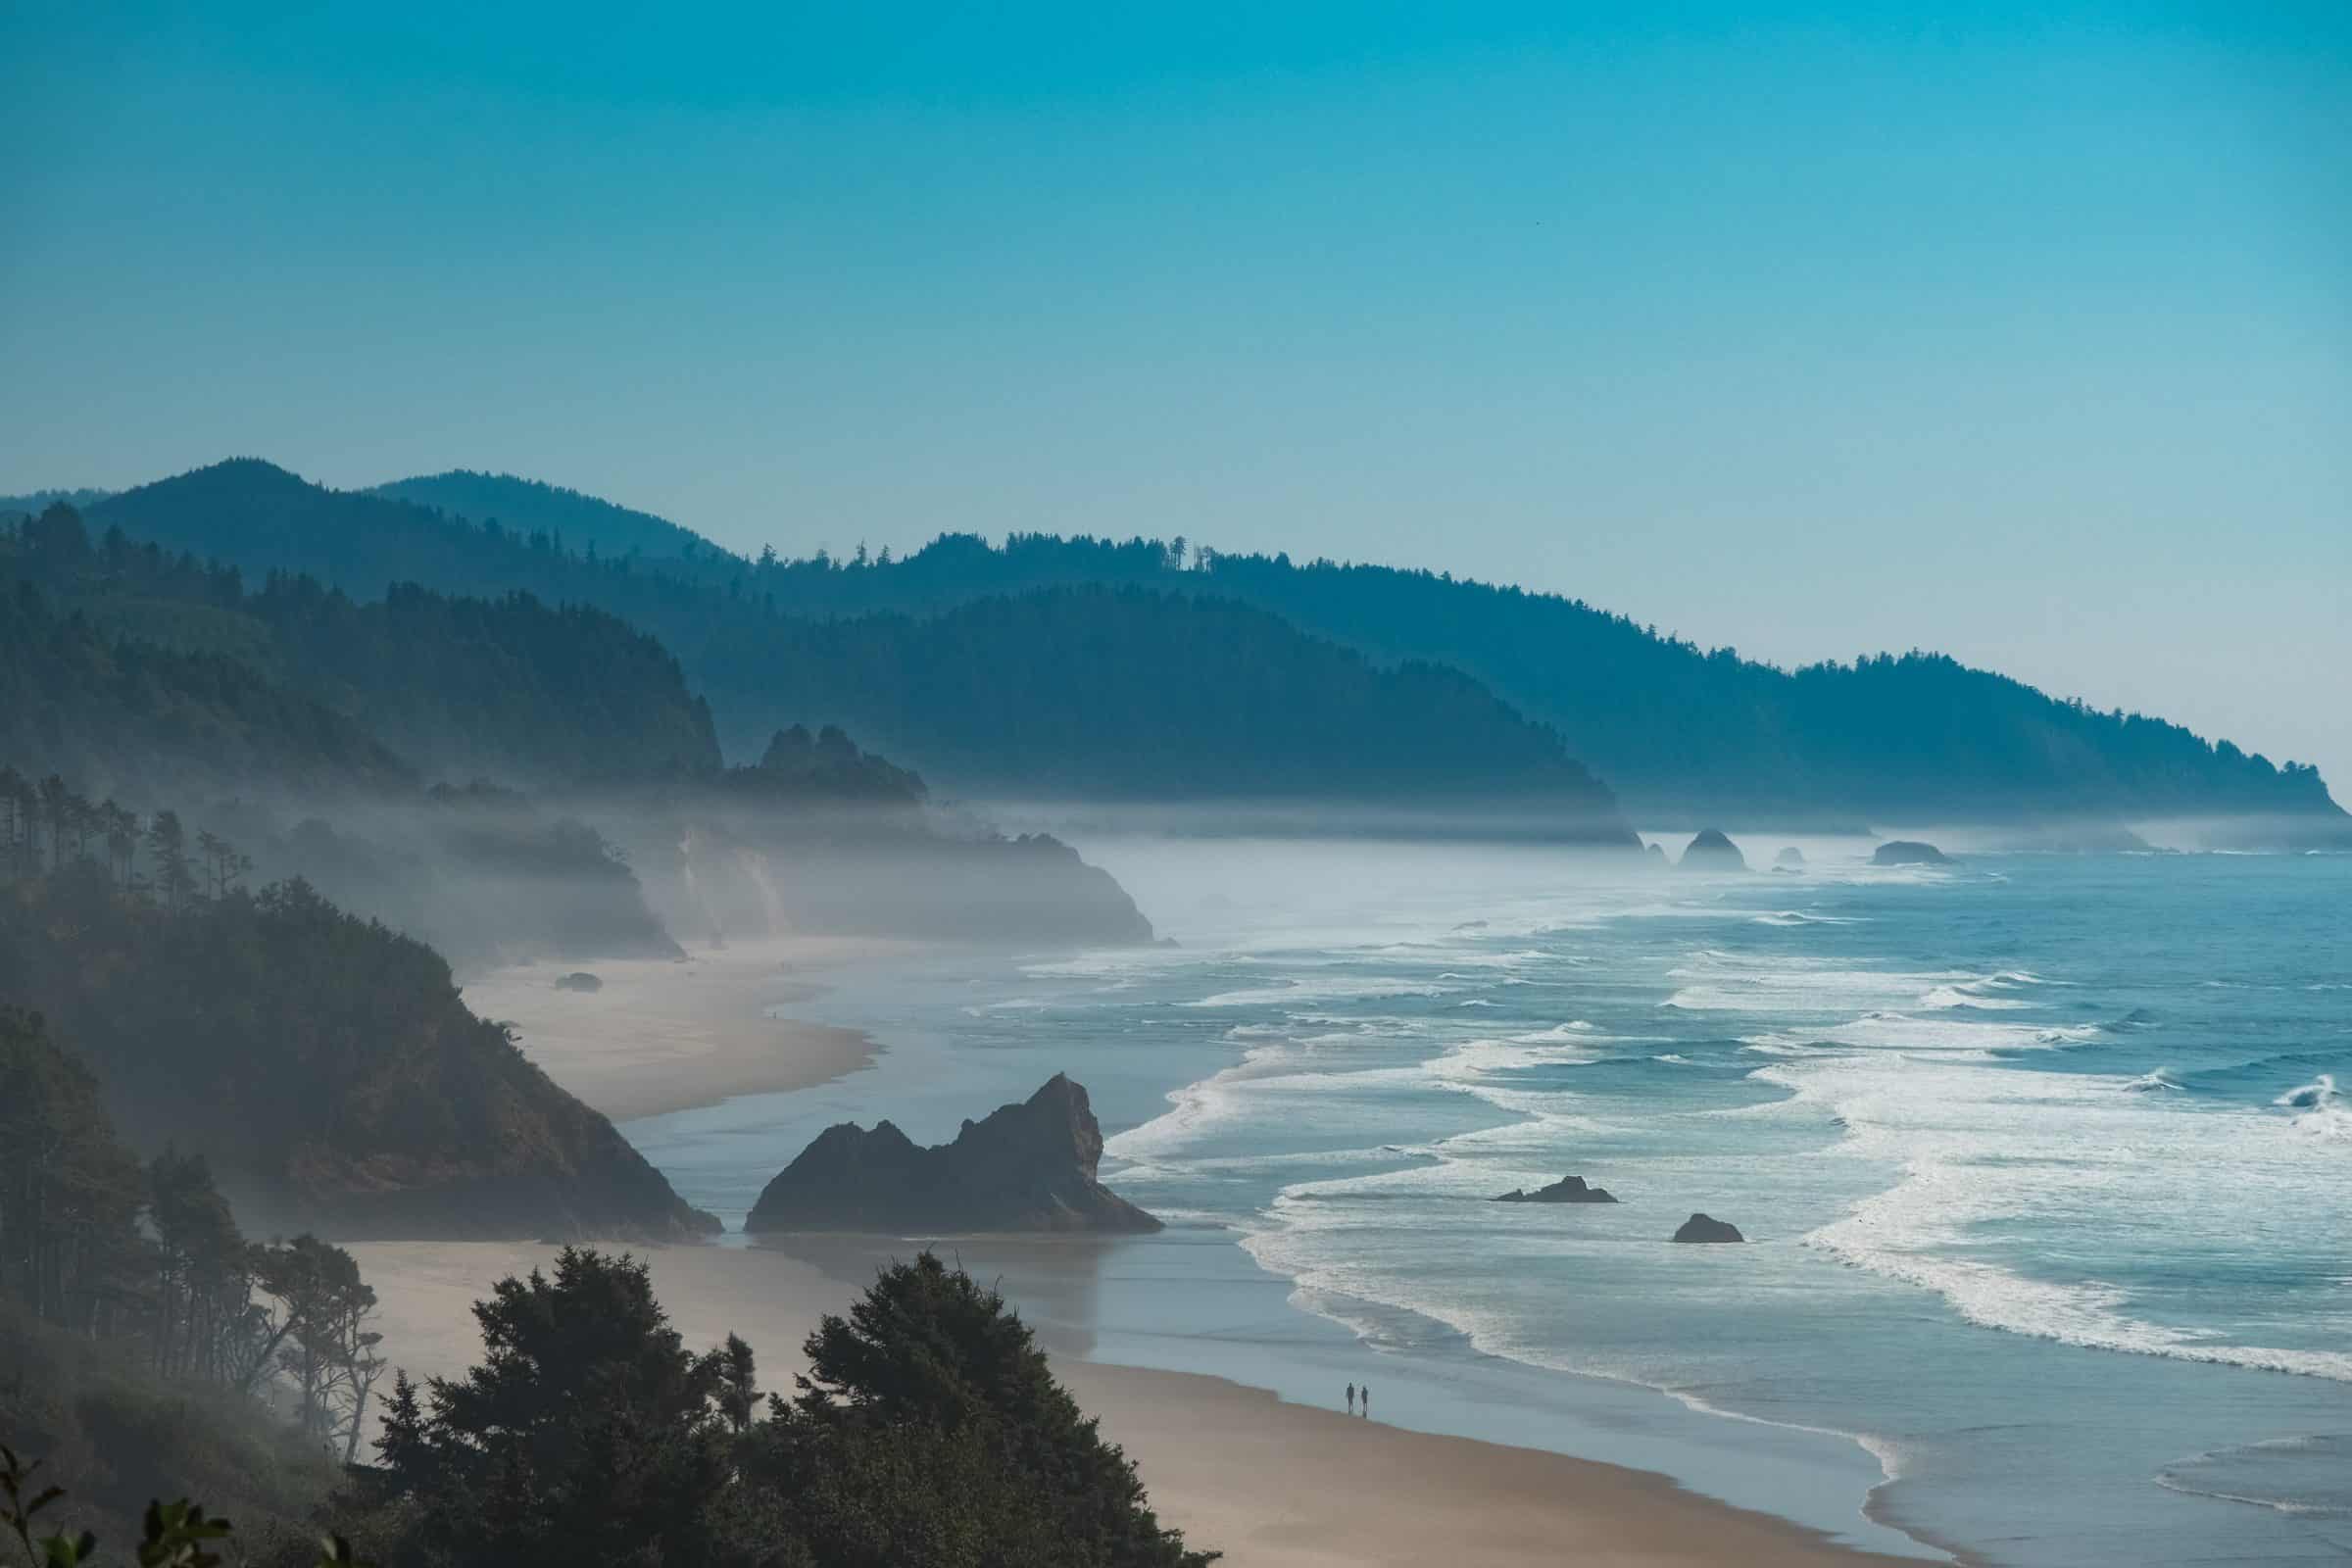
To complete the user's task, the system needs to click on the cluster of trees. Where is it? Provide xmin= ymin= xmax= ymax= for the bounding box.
xmin=1 ymin=769 xmax=247 ymax=906
xmin=5 ymin=501 xmax=720 ymax=791
xmin=352 ymin=1249 xmax=1211 ymax=1567
xmin=1 ymin=1008 xmax=386 ymax=1466
xmin=0 ymin=574 xmax=410 ymax=805
xmin=704 ymin=587 xmax=1630 ymax=826
xmin=0 ymin=778 xmax=712 ymax=1241
xmin=7 ymin=1250 xmax=1215 ymax=1567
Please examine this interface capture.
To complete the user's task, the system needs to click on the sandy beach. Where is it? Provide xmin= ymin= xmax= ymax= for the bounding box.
xmin=455 ymin=936 xmax=906 ymax=1121
xmin=350 ymin=1239 xmax=1918 ymax=1568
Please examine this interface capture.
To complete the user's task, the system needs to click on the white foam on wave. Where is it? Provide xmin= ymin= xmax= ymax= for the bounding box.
xmin=1750 ymin=910 xmax=1866 ymax=927
xmin=2123 ymin=1068 xmax=2183 ymax=1093
xmin=1232 ymin=1169 xmax=1912 ymax=1490
xmin=1917 ymin=984 xmax=2031 ymax=1011
xmin=2275 ymin=1073 xmax=2337 ymax=1109
xmin=1184 ymin=975 xmax=1450 ymax=1008
xmin=2276 ymin=1075 xmax=2352 ymax=1141
xmin=1511 ymin=1020 xmax=1598 ymax=1040
xmin=1769 ymin=1049 xmax=2352 ymax=1383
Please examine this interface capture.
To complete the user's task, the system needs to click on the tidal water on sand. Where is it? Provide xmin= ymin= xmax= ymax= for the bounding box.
xmin=626 ymin=840 xmax=2352 ymax=1566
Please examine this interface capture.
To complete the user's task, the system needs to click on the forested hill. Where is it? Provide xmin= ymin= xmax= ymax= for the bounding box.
xmin=10 ymin=497 xmax=721 ymax=787
xmin=729 ymin=534 xmax=2349 ymax=827
xmin=372 ymin=469 xmax=714 ymax=564
xmin=0 ymin=569 xmax=415 ymax=802
xmin=85 ymin=462 xmax=1640 ymax=836
xmin=81 ymin=459 xmax=2340 ymax=829
xmin=0 ymin=780 xmax=715 ymax=1239
xmin=699 ymin=585 xmax=1631 ymax=832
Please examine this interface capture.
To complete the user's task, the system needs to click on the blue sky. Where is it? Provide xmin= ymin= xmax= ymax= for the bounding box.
xmin=4 ymin=3 xmax=2347 ymax=789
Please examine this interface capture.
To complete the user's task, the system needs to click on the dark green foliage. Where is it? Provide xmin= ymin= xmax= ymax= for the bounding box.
xmin=770 ymin=1253 xmax=1211 ymax=1567
xmin=0 ymin=568 xmax=409 ymax=803
xmin=3 ymin=504 xmax=720 ymax=790
xmin=735 ymin=725 xmax=926 ymax=806
xmin=705 ymin=587 xmax=1626 ymax=828
xmin=735 ymin=533 xmax=2348 ymax=824
xmin=354 ymin=1250 xmax=1210 ymax=1568
xmin=366 ymin=1250 xmax=737 ymax=1566
xmin=89 ymin=458 xmax=2341 ymax=824
xmin=0 ymin=785 xmax=713 ymax=1240
xmin=79 ymin=465 xmax=1632 ymax=831
xmin=2 ymin=1434 xmax=344 ymax=1568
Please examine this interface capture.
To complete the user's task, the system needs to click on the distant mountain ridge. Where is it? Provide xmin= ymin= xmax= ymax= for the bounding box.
xmin=85 ymin=462 xmax=1642 ymax=841
xmin=372 ymin=470 xmax=714 ymax=564
xmin=81 ymin=459 xmax=2346 ymax=832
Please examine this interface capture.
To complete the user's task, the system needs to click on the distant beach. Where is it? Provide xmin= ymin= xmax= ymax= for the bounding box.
xmin=458 ymin=936 xmax=907 ymax=1121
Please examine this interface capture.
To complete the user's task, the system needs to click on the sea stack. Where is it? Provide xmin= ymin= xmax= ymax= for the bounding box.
xmin=1872 ymin=840 xmax=1951 ymax=866
xmin=1679 ymin=829 xmax=1747 ymax=871
xmin=744 ymin=1073 xmax=1159 ymax=1235
xmin=1775 ymin=846 xmax=1805 ymax=868
xmin=1492 ymin=1174 xmax=1619 ymax=1204
xmin=1671 ymin=1212 xmax=1744 ymax=1244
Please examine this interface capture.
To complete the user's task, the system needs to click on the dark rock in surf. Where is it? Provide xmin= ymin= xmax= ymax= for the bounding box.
xmin=1679 ymin=829 xmax=1746 ymax=871
xmin=1775 ymin=847 xmax=1805 ymax=868
xmin=1492 ymin=1174 xmax=1618 ymax=1204
xmin=744 ymin=1073 xmax=1159 ymax=1235
xmin=554 ymin=971 xmax=603 ymax=993
xmin=1645 ymin=842 xmax=1669 ymax=865
xmin=1871 ymin=840 xmax=1950 ymax=866
xmin=1671 ymin=1212 xmax=1744 ymax=1244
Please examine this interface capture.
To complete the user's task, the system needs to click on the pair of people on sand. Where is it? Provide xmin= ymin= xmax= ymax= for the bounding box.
xmin=1345 ymin=1381 xmax=1370 ymax=1418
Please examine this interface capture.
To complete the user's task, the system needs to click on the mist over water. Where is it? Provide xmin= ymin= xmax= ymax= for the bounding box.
xmin=629 ymin=835 xmax=2352 ymax=1567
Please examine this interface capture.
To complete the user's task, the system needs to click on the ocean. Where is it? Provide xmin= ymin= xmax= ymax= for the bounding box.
xmin=627 ymin=838 xmax=2352 ymax=1566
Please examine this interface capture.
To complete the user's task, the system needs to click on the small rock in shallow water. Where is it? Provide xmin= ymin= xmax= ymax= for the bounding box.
xmin=1672 ymin=1212 xmax=1743 ymax=1243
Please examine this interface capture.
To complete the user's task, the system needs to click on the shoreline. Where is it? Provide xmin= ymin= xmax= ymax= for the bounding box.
xmin=436 ymin=932 xmax=1940 ymax=1564
xmin=347 ymin=1238 xmax=1927 ymax=1568
xmin=457 ymin=936 xmax=909 ymax=1121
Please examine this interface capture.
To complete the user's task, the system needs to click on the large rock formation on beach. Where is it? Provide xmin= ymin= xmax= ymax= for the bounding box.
xmin=1679 ymin=829 xmax=1746 ymax=871
xmin=1872 ymin=840 xmax=1951 ymax=866
xmin=1491 ymin=1174 xmax=1618 ymax=1204
xmin=744 ymin=1074 xmax=1160 ymax=1235
xmin=1775 ymin=846 xmax=1805 ymax=868
xmin=1671 ymin=1213 xmax=1744 ymax=1244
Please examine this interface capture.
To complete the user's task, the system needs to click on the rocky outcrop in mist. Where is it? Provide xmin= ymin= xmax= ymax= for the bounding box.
xmin=745 ymin=1074 xmax=1159 ymax=1235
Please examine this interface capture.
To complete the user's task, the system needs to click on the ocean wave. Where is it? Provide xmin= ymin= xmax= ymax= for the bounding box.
xmin=1750 ymin=910 xmax=1864 ymax=927
xmin=2123 ymin=1069 xmax=2184 ymax=1092
xmin=1918 ymin=984 xmax=2031 ymax=1011
xmin=2156 ymin=1434 xmax=2352 ymax=1519
xmin=2275 ymin=1073 xmax=2337 ymax=1110
xmin=2278 ymin=1076 xmax=2352 ymax=1141
xmin=1510 ymin=1020 xmax=1599 ymax=1041
xmin=1184 ymin=976 xmax=1449 ymax=1008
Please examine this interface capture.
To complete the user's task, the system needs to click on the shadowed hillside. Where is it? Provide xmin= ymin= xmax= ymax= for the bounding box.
xmin=0 ymin=785 xmax=715 ymax=1240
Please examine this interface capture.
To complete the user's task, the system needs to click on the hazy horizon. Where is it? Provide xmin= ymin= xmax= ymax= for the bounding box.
xmin=5 ymin=3 xmax=2346 ymax=786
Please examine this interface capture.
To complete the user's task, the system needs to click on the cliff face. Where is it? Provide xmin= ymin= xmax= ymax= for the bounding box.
xmin=0 ymin=860 xmax=716 ymax=1242
xmin=745 ymin=1075 xmax=1159 ymax=1235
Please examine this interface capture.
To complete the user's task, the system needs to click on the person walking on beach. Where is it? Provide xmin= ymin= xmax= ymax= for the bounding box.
xmin=1346 ymin=1382 xmax=1355 ymax=1415
xmin=1360 ymin=1383 xmax=1371 ymax=1420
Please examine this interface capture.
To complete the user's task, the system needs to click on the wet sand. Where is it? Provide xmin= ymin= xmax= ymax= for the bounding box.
xmin=456 ymin=936 xmax=908 ymax=1120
